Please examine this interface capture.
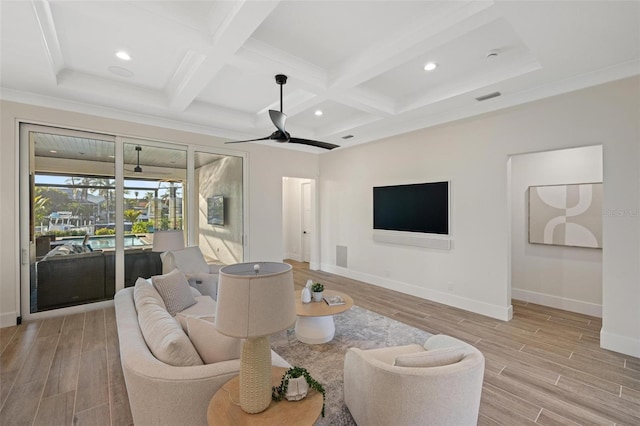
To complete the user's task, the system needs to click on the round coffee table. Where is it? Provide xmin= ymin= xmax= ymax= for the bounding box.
xmin=295 ymin=289 xmax=353 ymax=344
xmin=207 ymin=367 xmax=322 ymax=425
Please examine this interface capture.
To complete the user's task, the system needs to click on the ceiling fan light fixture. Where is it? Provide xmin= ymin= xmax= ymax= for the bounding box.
xmin=134 ymin=145 xmax=143 ymax=173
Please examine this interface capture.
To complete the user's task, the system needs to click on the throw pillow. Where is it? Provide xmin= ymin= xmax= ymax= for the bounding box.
xmin=184 ymin=316 xmax=242 ymax=364
xmin=133 ymin=277 xmax=166 ymax=310
xmin=134 ymin=279 xmax=203 ymax=367
xmin=394 ymin=346 xmax=466 ymax=368
xmin=170 ymin=246 xmax=210 ymax=274
xmin=152 ymin=268 xmax=197 ymax=316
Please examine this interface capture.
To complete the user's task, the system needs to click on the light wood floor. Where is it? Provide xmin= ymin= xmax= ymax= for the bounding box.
xmin=2 ymin=260 xmax=639 ymax=425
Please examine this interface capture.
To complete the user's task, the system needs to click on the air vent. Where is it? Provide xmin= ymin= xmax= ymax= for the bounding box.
xmin=341 ymin=135 xmax=354 ymax=140
xmin=475 ymin=91 xmax=501 ymax=102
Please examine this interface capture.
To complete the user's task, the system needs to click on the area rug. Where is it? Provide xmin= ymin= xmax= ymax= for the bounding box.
xmin=271 ymin=305 xmax=432 ymax=425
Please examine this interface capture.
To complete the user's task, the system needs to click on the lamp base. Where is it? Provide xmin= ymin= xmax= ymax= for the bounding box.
xmin=239 ymin=336 xmax=272 ymax=414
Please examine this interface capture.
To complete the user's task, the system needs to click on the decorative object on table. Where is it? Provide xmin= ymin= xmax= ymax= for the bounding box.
xmin=301 ymin=284 xmax=312 ymax=304
xmin=272 ymin=366 xmax=325 ymax=417
xmin=152 ymin=229 xmax=185 ymax=253
xmin=324 ymin=294 xmax=346 ymax=306
xmin=215 ymin=262 xmax=296 ymax=414
xmin=528 ymin=183 xmax=602 ymax=248
xmin=311 ymin=282 xmax=324 ymax=302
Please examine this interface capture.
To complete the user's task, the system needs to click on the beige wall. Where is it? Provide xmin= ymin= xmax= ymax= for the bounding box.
xmin=195 ymin=155 xmax=243 ymax=264
xmin=0 ymin=100 xmax=319 ymax=325
xmin=319 ymin=77 xmax=640 ymax=356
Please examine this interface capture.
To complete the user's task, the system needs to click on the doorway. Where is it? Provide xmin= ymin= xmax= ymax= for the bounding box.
xmin=507 ymin=145 xmax=603 ymax=317
xmin=282 ymin=177 xmax=318 ymax=268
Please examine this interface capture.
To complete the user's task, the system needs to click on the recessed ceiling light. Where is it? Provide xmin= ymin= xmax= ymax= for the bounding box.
xmin=424 ymin=62 xmax=437 ymax=71
xmin=314 ymin=110 xmax=323 ymax=116
xmin=116 ymin=51 xmax=131 ymax=61
xmin=49 ymin=150 xmax=57 ymax=153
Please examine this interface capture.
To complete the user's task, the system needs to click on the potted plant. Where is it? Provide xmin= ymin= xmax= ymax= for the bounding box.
xmin=272 ymin=366 xmax=325 ymax=417
xmin=311 ymin=282 xmax=324 ymax=302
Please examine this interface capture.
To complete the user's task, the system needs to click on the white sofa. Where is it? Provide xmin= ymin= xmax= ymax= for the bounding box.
xmin=114 ymin=286 xmax=290 ymax=426
xmin=344 ymin=334 xmax=485 ymax=426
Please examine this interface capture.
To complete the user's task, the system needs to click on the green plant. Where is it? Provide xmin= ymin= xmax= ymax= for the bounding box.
xmin=95 ymin=227 xmax=115 ymax=235
xmin=132 ymin=221 xmax=151 ymax=234
xmin=272 ymin=366 xmax=325 ymax=417
xmin=311 ymin=282 xmax=324 ymax=293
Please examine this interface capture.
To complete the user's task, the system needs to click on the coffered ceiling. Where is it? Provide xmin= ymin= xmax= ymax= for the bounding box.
xmin=1 ymin=1 xmax=639 ymax=152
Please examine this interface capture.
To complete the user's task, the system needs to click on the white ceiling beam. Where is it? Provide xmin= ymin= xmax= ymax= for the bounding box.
xmin=329 ymin=1 xmax=497 ymax=89
xmin=329 ymin=87 xmax=396 ymax=116
xmin=31 ymin=0 xmax=64 ymax=84
xmin=315 ymin=115 xmax=383 ymax=139
xmin=398 ymin=55 xmax=542 ymax=113
xmin=236 ymin=38 xmax=328 ymax=90
xmin=167 ymin=0 xmax=281 ymax=112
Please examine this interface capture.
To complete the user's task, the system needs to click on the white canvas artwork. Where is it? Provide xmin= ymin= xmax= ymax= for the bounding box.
xmin=529 ymin=183 xmax=602 ymax=249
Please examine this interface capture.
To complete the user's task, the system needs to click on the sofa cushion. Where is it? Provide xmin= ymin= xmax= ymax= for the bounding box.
xmin=394 ymin=346 xmax=466 ymax=368
xmin=175 ymin=296 xmax=217 ymax=330
xmin=152 ymin=268 xmax=197 ymax=316
xmin=134 ymin=279 xmax=203 ymax=367
xmin=184 ymin=316 xmax=242 ymax=364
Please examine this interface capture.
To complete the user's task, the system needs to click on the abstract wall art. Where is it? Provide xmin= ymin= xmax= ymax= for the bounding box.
xmin=529 ymin=183 xmax=602 ymax=249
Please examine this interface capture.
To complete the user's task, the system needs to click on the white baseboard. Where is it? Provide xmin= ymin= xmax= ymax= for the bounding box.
xmin=511 ymin=288 xmax=602 ymax=318
xmin=0 ymin=311 xmax=18 ymax=328
xmin=601 ymin=329 xmax=640 ymax=358
xmin=285 ymin=252 xmax=302 ymax=262
xmin=321 ymin=263 xmax=512 ymax=321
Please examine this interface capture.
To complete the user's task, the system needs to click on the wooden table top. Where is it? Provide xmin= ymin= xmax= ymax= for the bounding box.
xmin=207 ymin=367 xmax=323 ymax=426
xmin=295 ymin=289 xmax=353 ymax=318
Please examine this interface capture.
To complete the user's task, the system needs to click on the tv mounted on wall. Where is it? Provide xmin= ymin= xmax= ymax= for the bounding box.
xmin=373 ymin=181 xmax=449 ymax=235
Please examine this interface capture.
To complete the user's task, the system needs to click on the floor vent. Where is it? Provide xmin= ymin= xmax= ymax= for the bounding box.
xmin=336 ymin=245 xmax=348 ymax=268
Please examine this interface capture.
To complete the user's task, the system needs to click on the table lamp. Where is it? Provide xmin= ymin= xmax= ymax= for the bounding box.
xmin=215 ymin=262 xmax=296 ymax=414
xmin=152 ymin=230 xmax=185 ymax=252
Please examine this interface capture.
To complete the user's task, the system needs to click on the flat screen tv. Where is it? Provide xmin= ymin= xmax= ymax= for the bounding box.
xmin=373 ymin=181 xmax=449 ymax=234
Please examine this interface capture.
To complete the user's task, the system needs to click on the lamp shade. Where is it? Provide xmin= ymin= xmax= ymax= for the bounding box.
xmin=152 ymin=230 xmax=185 ymax=252
xmin=215 ymin=262 xmax=296 ymax=338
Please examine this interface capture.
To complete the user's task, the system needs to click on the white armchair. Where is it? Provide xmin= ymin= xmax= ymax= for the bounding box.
xmin=343 ymin=334 xmax=485 ymax=426
xmin=159 ymin=246 xmax=224 ymax=299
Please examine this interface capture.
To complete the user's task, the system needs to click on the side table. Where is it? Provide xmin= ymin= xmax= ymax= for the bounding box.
xmin=207 ymin=367 xmax=323 ymax=425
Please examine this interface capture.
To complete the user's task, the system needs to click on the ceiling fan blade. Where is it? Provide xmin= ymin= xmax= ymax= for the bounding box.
xmin=225 ymin=136 xmax=272 ymax=144
xmin=288 ymin=137 xmax=339 ymax=150
xmin=269 ymin=110 xmax=287 ymax=134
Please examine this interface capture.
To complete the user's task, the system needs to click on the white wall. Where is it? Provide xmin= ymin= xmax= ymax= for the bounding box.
xmin=510 ymin=146 xmax=603 ymax=317
xmin=0 ymin=100 xmax=319 ymax=326
xmin=319 ymin=77 xmax=640 ymax=356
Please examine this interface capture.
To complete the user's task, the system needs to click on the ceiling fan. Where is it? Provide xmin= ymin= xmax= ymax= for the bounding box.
xmin=124 ymin=146 xmax=172 ymax=175
xmin=226 ymin=74 xmax=339 ymax=150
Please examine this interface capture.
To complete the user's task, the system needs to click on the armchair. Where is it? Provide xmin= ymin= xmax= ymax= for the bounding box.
xmin=343 ymin=334 xmax=485 ymax=426
xmin=159 ymin=246 xmax=223 ymax=299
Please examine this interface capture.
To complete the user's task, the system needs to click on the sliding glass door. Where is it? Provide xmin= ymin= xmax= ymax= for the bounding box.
xmin=121 ymin=140 xmax=187 ymax=288
xmin=20 ymin=124 xmax=247 ymax=319
xmin=21 ymin=125 xmax=117 ymax=314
